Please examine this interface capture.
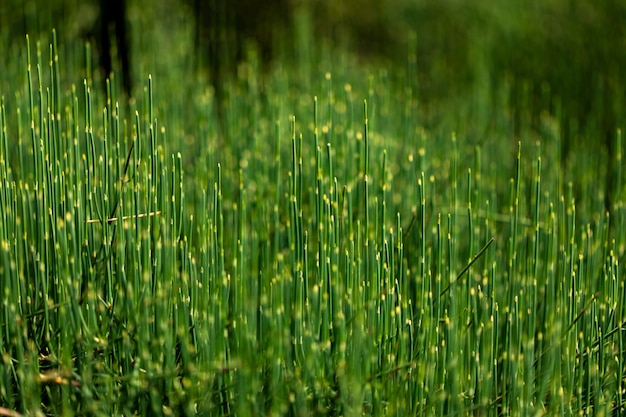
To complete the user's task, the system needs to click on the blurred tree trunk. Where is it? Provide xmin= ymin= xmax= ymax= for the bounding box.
xmin=99 ymin=0 xmax=131 ymax=96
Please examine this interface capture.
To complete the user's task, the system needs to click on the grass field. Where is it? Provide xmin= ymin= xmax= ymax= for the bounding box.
xmin=1 ymin=3 xmax=626 ymax=416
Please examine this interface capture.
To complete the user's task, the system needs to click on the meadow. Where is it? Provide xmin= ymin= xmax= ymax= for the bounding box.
xmin=1 ymin=2 xmax=625 ymax=416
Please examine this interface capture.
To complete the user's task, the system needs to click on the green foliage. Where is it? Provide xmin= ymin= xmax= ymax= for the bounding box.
xmin=0 ymin=2 xmax=626 ymax=416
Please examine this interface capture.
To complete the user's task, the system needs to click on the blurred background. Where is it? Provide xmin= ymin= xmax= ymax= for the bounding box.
xmin=2 ymin=0 xmax=626 ymax=133
xmin=2 ymin=0 xmax=626 ymax=197
xmin=1 ymin=1 xmax=624 ymax=107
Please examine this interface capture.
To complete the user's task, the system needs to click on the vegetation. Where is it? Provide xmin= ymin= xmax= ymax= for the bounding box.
xmin=0 ymin=1 xmax=625 ymax=415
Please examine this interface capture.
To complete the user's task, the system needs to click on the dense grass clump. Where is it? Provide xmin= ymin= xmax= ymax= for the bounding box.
xmin=0 ymin=21 xmax=625 ymax=417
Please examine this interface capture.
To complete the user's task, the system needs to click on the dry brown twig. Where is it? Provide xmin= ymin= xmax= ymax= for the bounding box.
xmin=87 ymin=211 xmax=162 ymax=224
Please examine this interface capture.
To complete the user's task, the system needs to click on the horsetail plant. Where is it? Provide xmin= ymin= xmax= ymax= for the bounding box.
xmin=0 ymin=29 xmax=625 ymax=416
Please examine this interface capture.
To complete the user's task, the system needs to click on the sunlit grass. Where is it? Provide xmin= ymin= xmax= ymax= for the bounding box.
xmin=0 ymin=27 xmax=625 ymax=416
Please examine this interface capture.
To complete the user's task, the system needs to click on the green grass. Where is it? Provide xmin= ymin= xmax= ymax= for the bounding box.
xmin=1 ymin=22 xmax=625 ymax=417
